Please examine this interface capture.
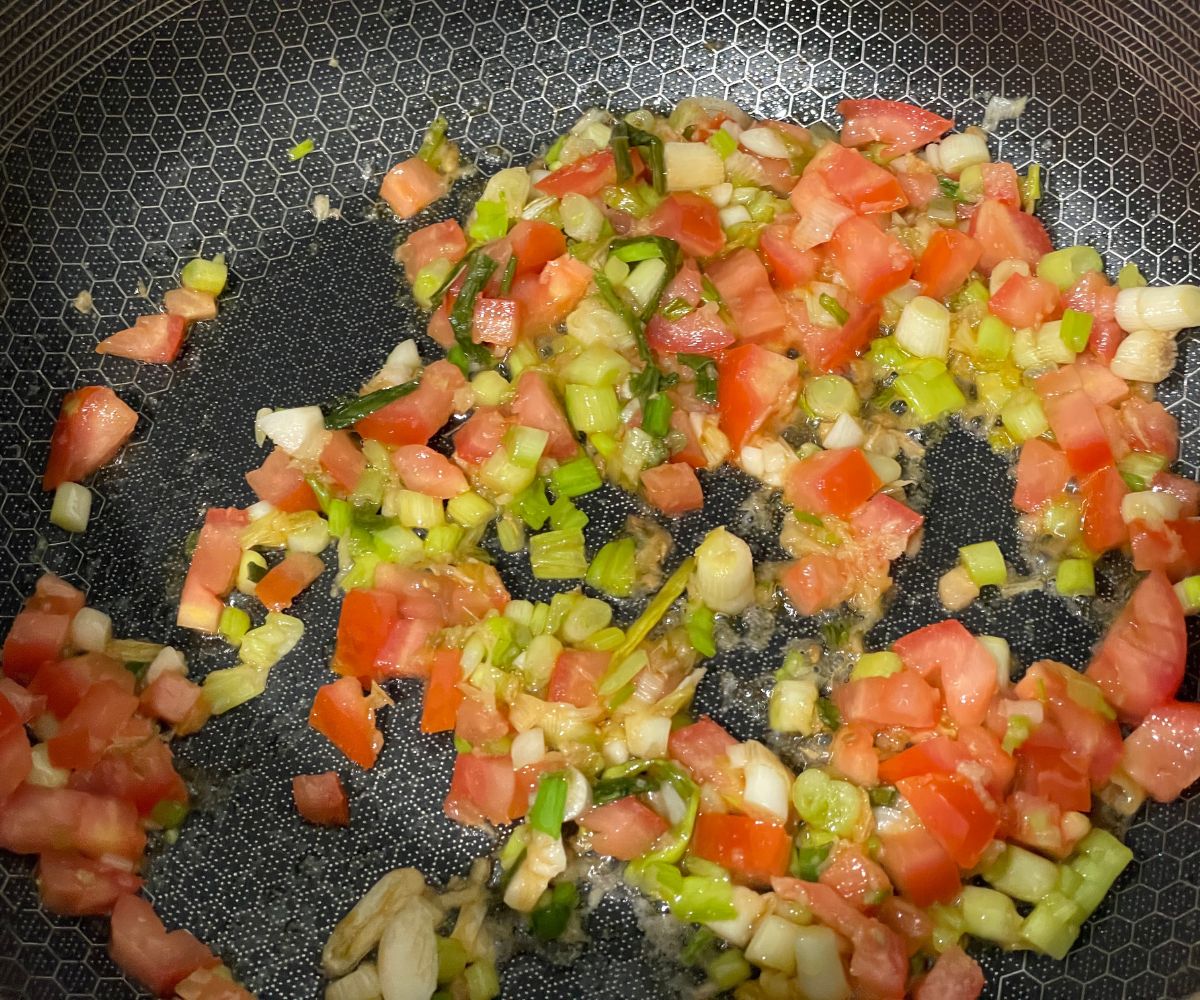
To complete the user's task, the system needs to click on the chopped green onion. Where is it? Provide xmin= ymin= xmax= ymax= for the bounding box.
xmin=447 ymin=491 xmax=494 ymax=529
xmin=816 ymin=696 xmax=841 ymax=731
xmin=454 ymin=734 xmax=473 ymax=754
xmin=505 ymin=425 xmax=549 ymax=469
xmin=218 ymin=605 xmax=251 ymax=647
xmin=50 ymin=482 xmax=91 ymax=533
xmin=1020 ymin=891 xmax=1083 ymax=959
xmin=436 ymin=936 xmax=469 ymax=984
xmin=851 ymin=651 xmax=903 ymax=680
xmin=610 ymin=235 xmax=681 ymax=265
xmin=373 ymin=524 xmax=423 ymax=562
xmin=593 ymin=771 xmax=658 ymax=805
xmin=323 ymin=380 xmax=419 ymax=429
xmin=610 ymin=121 xmax=634 ymax=181
xmin=1020 ymin=163 xmax=1042 ymax=214
xmin=417 ymin=117 xmax=449 ymax=165
xmin=448 ymin=251 xmax=499 ymax=364
xmin=790 ymin=769 xmax=864 ymax=838
xmin=938 ymin=176 xmax=962 ymax=200
xmin=565 ymin=383 xmax=621 ymax=434
xmin=150 ymin=799 xmax=189 ymax=830
xmin=1059 ymin=308 xmax=1094 ymax=353
xmin=597 ymin=649 xmax=649 ymax=698
xmin=1002 ymin=714 xmax=1033 ymax=754
xmin=593 ymin=271 xmax=650 ymax=362
xmin=959 ymin=540 xmax=1007 ymax=587
xmin=1056 ymin=558 xmax=1095 ymax=597
xmin=529 ymin=529 xmax=588 ymax=579
xmin=392 ymin=489 xmax=444 ymax=530
xmin=869 ymin=786 xmax=898 ymax=808
xmin=468 ymin=199 xmax=509 ymax=243
xmin=428 ymin=255 xmax=469 ymax=310
xmin=548 ymin=496 xmax=588 ymax=532
xmin=611 ymin=557 xmax=695 ymax=664
xmin=326 ymin=498 xmax=352 ymax=537
xmin=707 ymin=129 xmax=737 ymax=159
xmin=288 ymin=138 xmax=315 ymax=161
xmin=1174 ymin=575 xmax=1200 ymax=614
xmin=1117 ymin=262 xmax=1148 ymax=290
xmin=203 ymin=663 xmax=269 ymax=715
xmin=550 ymin=455 xmax=603 ymax=498
xmin=625 ymin=123 xmax=667 ymax=194
xmin=180 ymin=255 xmax=228 ymax=296
xmin=982 ymin=844 xmax=1060 ymax=903
xmin=676 ymin=353 xmax=718 ymax=406
xmin=585 ymin=537 xmax=637 ymax=598
xmin=1036 ymin=245 xmax=1103 ymax=292
xmin=499 ymin=254 xmax=518 ymax=295
xmin=818 ymin=293 xmax=849 ymax=325
xmin=686 ymin=604 xmax=716 ymax=658
xmin=424 ymin=523 xmax=465 ymax=557
xmin=975 ymin=314 xmax=1014 ymax=361
xmin=893 ymin=369 xmax=966 ymax=423
xmin=661 ymin=297 xmax=692 ymax=321
xmin=961 ymin=885 xmax=1022 ymax=946
xmin=642 ymin=393 xmax=673 ymax=438
xmin=512 ymin=481 xmax=552 ymax=530
xmin=790 ymin=841 xmax=832 ymax=881
xmin=463 ymin=960 xmax=500 ymax=1000
xmin=529 ymin=771 xmax=568 ymax=835
xmin=1000 ymin=387 xmax=1050 ymax=442
xmin=530 ymin=881 xmax=578 ymax=941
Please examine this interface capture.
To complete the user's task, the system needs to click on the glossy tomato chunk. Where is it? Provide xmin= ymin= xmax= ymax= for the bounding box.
xmin=444 ymin=752 xmax=515 ymax=828
xmin=827 ymin=216 xmax=914 ymax=303
xmin=650 ymin=192 xmax=726 ymax=258
xmin=836 ymin=99 xmax=954 ymax=158
xmin=309 ymin=677 xmax=384 ymax=769
xmin=292 ymin=772 xmax=350 ymax=826
xmin=640 ymin=462 xmax=704 ymax=517
xmin=355 ymin=359 xmax=466 ymax=447
xmin=1123 ymin=701 xmax=1200 ymax=803
xmin=689 ymin=813 xmax=792 ymax=887
xmin=379 ymin=156 xmax=447 ymax=218
xmin=784 ymin=447 xmax=881 ymax=518
xmin=715 ymin=343 xmax=798 ymax=451
xmin=704 ymin=248 xmax=787 ymax=341
xmin=892 ymin=620 xmax=998 ymax=728
xmin=36 ymin=851 xmax=143 ymax=916
xmin=580 ymin=797 xmax=668 ymax=861
xmin=245 ymin=449 xmax=319 ymax=512
xmin=43 ymin=386 xmax=138 ymax=491
xmin=109 ymin=894 xmax=219 ymax=997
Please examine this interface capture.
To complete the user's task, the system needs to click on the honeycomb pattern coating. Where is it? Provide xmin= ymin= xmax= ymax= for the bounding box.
xmin=1 ymin=1 xmax=1200 ymax=998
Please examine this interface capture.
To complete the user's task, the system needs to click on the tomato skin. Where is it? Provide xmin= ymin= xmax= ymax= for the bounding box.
xmin=837 ymin=99 xmax=954 ymax=158
xmin=355 ymin=359 xmax=466 ymax=446
xmin=892 ymin=620 xmax=998 ymax=728
xmin=1043 ymin=391 xmax=1114 ymax=476
xmin=704 ymin=248 xmax=788 ymax=341
xmin=1012 ymin=439 xmax=1070 ymax=513
xmin=781 ymin=553 xmax=855 ymax=616
xmin=444 ymin=752 xmax=515 ymax=828
xmin=1123 ymin=701 xmax=1200 ymax=803
xmin=805 ymin=141 xmax=909 ymax=214
xmin=396 ymin=219 xmax=467 ymax=282
xmin=511 ymin=370 xmax=578 ymax=461
xmin=1001 ymin=791 xmax=1084 ymax=859
xmin=646 ymin=302 xmax=734 ymax=355
xmin=0 ymin=678 xmax=44 ymax=724
xmin=1079 ymin=464 xmax=1129 ymax=553
xmin=420 ymin=650 xmax=463 ymax=734
xmin=640 ymin=462 xmax=704 ymax=517
xmin=534 ymin=149 xmax=618 ymax=198
xmin=915 ymin=229 xmax=981 ymax=301
xmin=1129 ymin=517 xmax=1200 ymax=579
xmin=689 ymin=813 xmax=792 ymax=888
xmin=833 ymin=670 xmax=941 ymax=731
xmin=380 ymin=156 xmax=447 ymax=218
xmin=29 ymin=652 xmax=132 ymax=718
xmin=391 ymin=444 xmax=469 ymax=498
xmin=895 ymin=773 xmax=998 ymax=868
xmin=453 ymin=406 xmax=512 ymax=466
xmin=580 ymin=796 xmax=669 ymax=861
xmin=1013 ymin=742 xmax=1092 ymax=813
xmin=650 ymin=192 xmax=726 ymax=258
xmin=318 ymin=430 xmax=366 ymax=493
xmin=43 ymin=386 xmax=138 ymax=490
xmin=547 ymin=649 xmax=611 ymax=708
xmin=109 ymin=894 xmax=220 ymax=998
xmin=509 ymin=254 xmax=593 ymax=336
xmin=292 ymin=772 xmax=350 ymax=826
xmin=308 ymin=677 xmax=384 ymax=769
xmin=827 ymin=215 xmax=915 ymax=303
xmin=1085 ymin=570 xmax=1185 ymax=725
xmin=331 ymin=588 xmax=398 ymax=680
xmin=968 ymin=199 xmax=1053 ymax=273
xmin=245 ymin=448 xmax=320 ymax=512
xmin=759 ymin=224 xmax=821 ymax=289
xmin=913 ymin=946 xmax=985 ymax=1000
xmin=96 ymin=314 xmax=189 ymax=364
xmin=47 ymin=680 xmax=141 ymax=771
xmin=988 ymin=273 xmax=1060 ymax=329
xmin=0 ymin=785 xmax=146 ymax=861
xmin=3 ymin=610 xmax=71 ymax=685
xmin=818 ymin=842 xmax=892 ymax=910
xmin=36 ymin=851 xmax=143 ymax=916
xmin=785 ymin=447 xmax=881 ymax=518
xmin=715 ymin=343 xmax=799 ymax=452
xmin=254 ymin=552 xmax=324 ymax=612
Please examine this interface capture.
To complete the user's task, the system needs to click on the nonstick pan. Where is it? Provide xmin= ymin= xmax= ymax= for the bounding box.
xmin=2 ymin=1 xmax=1200 ymax=997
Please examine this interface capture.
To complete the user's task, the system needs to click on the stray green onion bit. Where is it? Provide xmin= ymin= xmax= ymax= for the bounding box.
xmin=686 ymin=604 xmax=717 ymax=658
xmin=642 ymin=393 xmax=674 ymax=438
xmin=819 ymin=294 xmax=849 ymax=325
xmin=500 ymin=254 xmax=518 ymax=295
xmin=150 ymin=799 xmax=189 ymax=830
xmin=417 ymin=116 xmax=449 ymax=165
xmin=676 ymin=353 xmax=718 ymax=406
xmin=449 ymin=251 xmax=500 ymax=368
xmin=959 ymin=540 xmax=1007 ymax=587
xmin=181 ymin=255 xmax=228 ymax=296
xmin=323 ymin=380 xmax=419 ymax=429
xmin=288 ymin=138 xmax=315 ymax=161
xmin=550 ymin=456 xmax=603 ymax=498
xmin=585 ymin=537 xmax=637 ymax=598
xmin=1056 ymin=558 xmax=1095 ymax=598
xmin=529 ymin=771 xmax=568 ymax=835
xmin=530 ymin=881 xmax=579 ymax=941
xmin=1059 ymin=308 xmax=1094 ymax=353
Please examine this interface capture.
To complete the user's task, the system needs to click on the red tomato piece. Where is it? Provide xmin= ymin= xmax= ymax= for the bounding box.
xmin=43 ymin=386 xmax=138 ymax=490
xmin=319 ymin=430 xmax=367 ymax=492
xmin=1120 ymin=396 xmax=1178 ymax=460
xmin=69 ymin=735 xmax=187 ymax=817
xmin=1001 ymin=791 xmax=1084 ymax=859
xmin=163 ymin=288 xmax=217 ymax=323
xmin=96 ymin=314 xmax=188 ymax=364
xmin=1153 ymin=472 xmax=1200 ymax=517
xmin=689 ymin=813 xmax=792 ymax=887
xmin=780 ymin=553 xmax=855 ymax=616
xmin=534 ymin=149 xmax=618 ymax=198
xmin=789 ymin=173 xmax=857 ymax=250
xmin=785 ymin=297 xmax=883 ymax=374
xmin=877 ymin=736 xmax=970 ymax=786
xmin=355 ymin=359 xmax=466 ymax=446
xmin=331 ymin=588 xmax=399 ymax=679
xmin=1043 ymin=391 xmax=1114 ymax=476
xmin=0 ymin=677 xmax=45 ymax=723
xmin=505 ymin=219 xmax=568 ymax=274
xmin=244 ymin=448 xmax=319 ymax=512
xmin=47 ymin=680 xmax=140 ymax=771
xmin=420 ymin=650 xmax=463 ymax=733
xmin=1071 ymin=356 xmax=1130 ymax=407
xmin=392 ymin=444 xmax=468 ymax=498
xmin=894 ymin=165 xmax=941 ymax=211
xmin=649 ymin=192 xmax=726 ymax=258
xmin=174 ymin=968 xmax=255 ymax=1000
xmin=139 ymin=673 xmax=208 ymax=734
xmin=818 ymin=842 xmax=892 ymax=910
xmin=1123 ymin=701 xmax=1200 ymax=803
xmin=892 ymin=620 xmax=998 ymax=728
xmin=508 ymin=254 xmax=593 ymax=336
xmin=836 ymin=99 xmax=954 ymax=158
xmin=784 ymin=447 xmax=881 ymax=518
xmin=640 ymin=462 xmax=704 ymax=517
xmin=395 ymin=219 xmax=467 ymax=282
xmin=444 ymin=752 xmax=515 ymax=828
xmin=547 ymin=649 xmax=611 ymax=708
xmin=830 ymin=722 xmax=879 ymax=787
xmin=373 ymin=565 xmax=446 ymax=624
xmin=833 ymin=670 xmax=941 ymax=731
xmin=1013 ymin=741 xmax=1092 ymax=813
xmin=580 ymin=796 xmax=668 ymax=861
xmin=1128 ymin=518 xmax=1200 ymax=579
xmin=292 ymin=772 xmax=350 ymax=826
xmin=704 ymin=248 xmax=788 ymax=341
xmin=667 ymin=405 xmax=708 ymax=469
xmin=646 ymin=302 xmax=734 ymax=355
xmin=3 ymin=609 xmax=72 ymax=685
xmin=30 ymin=573 xmax=88 ymax=616
xmin=109 ymin=893 xmax=219 ymax=998
xmin=759 ymin=223 xmax=821 ymax=289
xmin=967 ymin=199 xmax=1053 ymax=273
xmin=471 ymin=297 xmax=521 ymax=349
xmin=0 ymin=785 xmax=146 ymax=860
xmin=453 ymin=406 xmax=512 ymax=466
xmin=915 ymin=229 xmax=982 ymax=301
xmin=380 ymin=156 xmax=447 ymax=218
xmin=1086 ymin=570 xmax=1186 ymax=724
xmin=511 ymin=369 xmax=578 ymax=461
xmin=1012 ymin=439 xmax=1070 ymax=514
xmin=29 ymin=652 xmax=133 ymax=718
xmin=988 ymin=273 xmax=1060 ymax=329
xmin=36 ymin=851 xmax=143 ymax=916
xmin=895 ymin=773 xmax=998 ymax=868
xmin=805 ymin=141 xmax=909 ymax=214
xmin=376 ymin=616 xmax=439 ymax=679
xmin=878 ymin=896 xmax=932 ymax=955
xmin=177 ymin=507 xmax=249 ymax=633
xmin=661 ymin=257 xmax=705 ymax=307
xmin=715 ymin=343 xmax=799 ymax=451
xmin=668 ymin=717 xmax=741 ymax=796
xmin=848 ymin=493 xmax=924 ymax=560
xmin=914 ymin=946 xmax=985 ymax=1000
xmin=255 ymin=552 xmax=324 ymax=612
xmin=1079 ymin=464 xmax=1129 ymax=553
xmin=308 ymin=677 xmax=384 ymax=769
xmin=980 ymin=162 xmax=1020 ymax=208
xmin=958 ymin=724 xmax=1018 ymax=798
xmin=827 ymin=215 xmax=915 ymax=303
xmin=454 ymin=697 xmax=510 ymax=745
xmin=0 ymin=719 xmax=31 ymax=802
xmin=427 ymin=299 xmax=454 ymax=349
xmin=1062 ymin=271 xmax=1124 ymax=362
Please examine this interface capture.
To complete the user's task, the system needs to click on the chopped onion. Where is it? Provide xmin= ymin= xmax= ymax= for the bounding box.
xmin=719 ymin=204 xmax=752 ymax=229
xmin=69 ymin=607 xmax=112 ymax=653
xmin=664 ymin=141 xmax=725 ymax=191
xmin=746 ymin=914 xmax=801 ymax=974
xmin=864 ymin=451 xmax=902 ymax=484
xmin=1114 ymin=284 xmax=1200 ymax=333
xmin=793 ymin=925 xmax=851 ymax=1000
xmin=742 ymin=759 xmax=790 ymax=822
xmin=694 ymin=527 xmax=756 ymax=615
xmin=325 ymin=963 xmax=381 ymax=1000
xmin=50 ymin=483 xmax=91 ymax=534
xmin=561 ymin=766 xmax=593 ymax=822
xmin=989 ymin=258 xmax=1031 ymax=296
xmin=739 ymin=127 xmax=789 ymax=159
xmin=703 ymin=885 xmax=766 ymax=948
xmin=376 ymin=903 xmax=437 ymax=1000
xmin=256 ymin=406 xmax=328 ymax=461
xmin=1002 ymin=699 xmax=1045 ymax=725
xmin=895 ymin=295 xmax=951 ymax=359
xmin=982 ymin=95 xmax=1029 ymax=132
xmin=821 ymin=412 xmax=865 ymax=450
xmin=145 ymin=646 xmax=187 ymax=684
xmin=977 ymin=635 xmax=1012 ymax=689
xmin=560 ymin=191 xmax=604 ymax=242
xmin=27 ymin=744 xmax=69 ymax=788
xmin=936 ymin=132 xmax=991 ymax=176
xmin=376 ymin=339 xmax=421 ymax=387
xmin=503 ymin=830 xmax=566 ymax=912
xmin=510 ymin=727 xmax=545 ymax=770
xmin=706 ymin=181 xmax=734 ymax=208
xmin=246 ymin=500 xmax=276 ymax=521
xmin=1109 ymin=328 xmax=1178 ymax=383
xmin=482 ymin=166 xmax=531 ymax=217
xmin=625 ymin=713 xmax=671 ymax=759
xmin=602 ymin=735 xmax=630 ymax=766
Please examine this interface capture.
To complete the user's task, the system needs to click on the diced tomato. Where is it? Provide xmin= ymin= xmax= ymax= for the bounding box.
xmin=47 ymin=681 xmax=140 ymax=771
xmin=892 ymin=620 xmax=998 ymax=728
xmin=96 ymin=314 xmax=188 ymax=364
xmin=1068 ymin=356 xmax=1130 ymax=407
xmin=109 ymin=893 xmax=219 ymax=997
xmin=646 ymin=302 xmax=734 ymax=355
xmin=781 ymin=553 xmax=855 ymax=616
xmin=380 ymin=156 xmax=447 ymax=218
xmin=837 ymin=99 xmax=954 ymax=158
xmin=255 ymin=552 xmax=324 ymax=612
xmin=785 ymin=297 xmax=883 ymax=374
xmin=1123 ymin=701 xmax=1200 ymax=803
xmin=967 ymin=199 xmax=1053 ymax=273
xmin=377 ymin=616 xmax=439 ymax=680
xmin=0 ymin=717 xmax=31 ymax=802
xmin=0 ymin=785 xmax=146 ymax=860
xmin=690 ymin=813 xmax=791 ymax=887
xmin=1078 ymin=464 xmax=1128 ymax=553
xmin=1012 ymin=439 xmax=1070 ymax=513
xmin=980 ymin=162 xmax=1020 ymax=208
xmin=915 ymin=229 xmax=981 ymax=301
xmin=355 ymin=359 xmax=466 ymax=446
xmin=36 ymin=851 xmax=143 ymax=916
xmin=958 ymin=725 xmax=1018 ymax=798
xmin=878 ymin=736 xmax=968 ymax=786
xmin=648 ymin=192 xmax=725 ymax=258
xmin=427 ymin=299 xmax=454 ymax=349
xmin=372 ymin=565 xmax=442 ymax=624
xmin=177 ymin=507 xmax=249 ymax=633
xmin=174 ymin=968 xmax=255 ymax=1000
xmin=1119 ymin=396 xmax=1178 ymax=460
xmin=308 ymin=677 xmax=384 ymax=769
xmin=43 ymin=386 xmax=138 ymax=490
xmin=139 ymin=673 xmax=209 ymax=734
xmin=318 ymin=430 xmax=366 ymax=492
xmin=30 ymin=573 xmax=88 ymax=616
xmin=3 ymin=611 xmax=71 ymax=685
xmin=1062 ymin=271 xmax=1123 ymax=362
xmin=420 ymin=650 xmax=463 ymax=733
xmin=661 ymin=257 xmax=705 ymax=307
xmin=245 ymin=448 xmax=319 ymax=512
xmin=0 ymin=678 xmax=44 ymax=723
xmin=1086 ymin=570 xmax=1185 ymax=725
xmin=396 ymin=219 xmax=467 ymax=282
xmin=1013 ymin=741 xmax=1092 ymax=813
xmin=668 ymin=717 xmax=741 ymax=796
xmin=913 ymin=946 xmax=985 ymax=1000
xmin=163 ymin=288 xmax=218 ymax=323
xmin=894 ymin=165 xmax=941 ymax=211
xmin=759 ymin=223 xmax=821 ymax=289
xmin=1154 ymin=473 xmax=1200 ymax=517
xmin=444 ymin=752 xmax=515 ymax=828
xmin=785 ymin=447 xmax=881 ymax=518
xmin=829 ymin=722 xmax=879 ymax=787
xmin=988 ymin=273 xmax=1060 ymax=329
xmin=547 ymin=649 xmax=610 ymax=708
xmin=69 ymin=736 xmax=187 ymax=817
xmin=580 ymin=796 xmax=668 ymax=861
xmin=331 ymin=588 xmax=399 ymax=679
xmin=511 ymin=369 xmax=578 ymax=461
xmin=453 ymin=406 xmax=512 ymax=466
xmin=790 ymin=173 xmax=857 ymax=250
xmin=29 ymin=652 xmax=133 ymax=718
xmin=391 ymin=444 xmax=468 ymax=498
xmin=501 ymin=219 xmax=564 ymax=276
xmin=1129 ymin=517 xmax=1200 ymax=580
xmin=508 ymin=254 xmax=593 ymax=336
xmin=895 ymin=773 xmax=998 ymax=868
xmin=833 ymin=670 xmax=941 ymax=731
xmin=292 ymin=771 xmax=350 ymax=826
xmin=454 ymin=696 xmax=509 ymax=745
xmin=667 ymin=406 xmax=708 ymax=469
xmin=827 ymin=216 xmax=914 ymax=303
xmin=1001 ymin=791 xmax=1084 ymax=859
xmin=640 ymin=462 xmax=704 ymax=517
xmin=471 ymin=297 xmax=521 ymax=349
xmin=878 ymin=896 xmax=932 ymax=955
xmin=848 ymin=493 xmax=924 ymax=560
xmin=1043 ymin=391 xmax=1114 ymax=476
xmin=715 ymin=343 xmax=798 ymax=451
xmin=818 ymin=842 xmax=892 ymax=911
xmin=534 ymin=149 xmax=619 ymax=198
xmin=805 ymin=141 xmax=909 ymax=214
xmin=704 ymin=248 xmax=788 ymax=341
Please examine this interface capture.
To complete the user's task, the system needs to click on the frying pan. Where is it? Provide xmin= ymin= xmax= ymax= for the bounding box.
xmin=2 ymin=0 xmax=1200 ymax=997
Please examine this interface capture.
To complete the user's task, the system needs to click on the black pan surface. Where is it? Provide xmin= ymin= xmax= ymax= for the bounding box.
xmin=2 ymin=1 xmax=1200 ymax=997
